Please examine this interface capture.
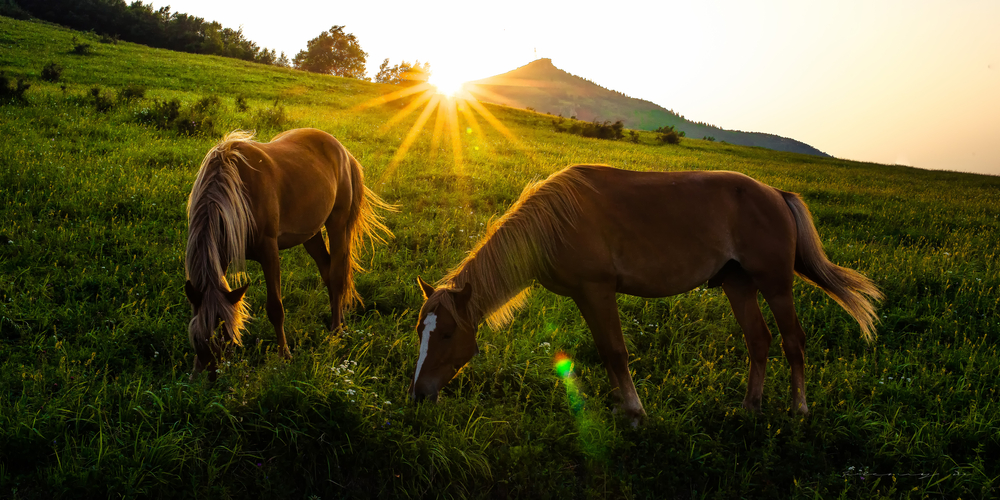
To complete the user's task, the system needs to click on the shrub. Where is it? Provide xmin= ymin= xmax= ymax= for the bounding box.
xmin=194 ymin=95 xmax=221 ymax=113
xmin=99 ymin=33 xmax=119 ymax=44
xmin=703 ymin=136 xmax=716 ymax=142
xmin=553 ymin=117 xmax=626 ymax=141
xmin=90 ymin=86 xmax=114 ymax=112
xmin=71 ymin=37 xmax=93 ymax=55
xmin=144 ymin=98 xmax=181 ymax=128
xmin=174 ymin=106 xmax=216 ymax=136
xmin=628 ymin=130 xmax=640 ymax=144
xmin=41 ymin=62 xmax=63 ymax=82
xmin=117 ymin=84 xmax=146 ymax=103
xmin=235 ymin=94 xmax=249 ymax=112
xmin=135 ymin=97 xmax=218 ymax=136
xmin=656 ymin=125 xmax=682 ymax=145
xmin=0 ymin=72 xmax=30 ymax=102
xmin=255 ymin=100 xmax=289 ymax=129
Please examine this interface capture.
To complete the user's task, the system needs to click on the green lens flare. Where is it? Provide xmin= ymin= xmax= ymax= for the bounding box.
xmin=554 ymin=353 xmax=574 ymax=379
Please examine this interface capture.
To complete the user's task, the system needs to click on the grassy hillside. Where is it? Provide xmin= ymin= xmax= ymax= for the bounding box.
xmin=2 ymin=16 xmax=999 ymax=499
xmin=467 ymin=58 xmax=830 ymax=157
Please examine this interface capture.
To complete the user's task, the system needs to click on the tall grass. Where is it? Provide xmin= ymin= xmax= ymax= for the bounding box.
xmin=2 ymin=15 xmax=998 ymax=499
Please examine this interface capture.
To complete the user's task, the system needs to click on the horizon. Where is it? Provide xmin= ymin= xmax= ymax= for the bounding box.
xmin=149 ymin=0 xmax=999 ymax=175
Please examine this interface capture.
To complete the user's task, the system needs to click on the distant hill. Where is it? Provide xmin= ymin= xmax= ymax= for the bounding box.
xmin=465 ymin=58 xmax=830 ymax=157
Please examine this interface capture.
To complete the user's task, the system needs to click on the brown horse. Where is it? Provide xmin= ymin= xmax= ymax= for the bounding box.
xmin=185 ymin=128 xmax=393 ymax=380
xmin=410 ymin=165 xmax=880 ymax=423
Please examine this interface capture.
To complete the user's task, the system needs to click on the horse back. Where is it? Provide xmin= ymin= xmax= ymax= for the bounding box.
xmin=546 ymin=166 xmax=796 ymax=296
xmin=234 ymin=128 xmax=355 ymax=249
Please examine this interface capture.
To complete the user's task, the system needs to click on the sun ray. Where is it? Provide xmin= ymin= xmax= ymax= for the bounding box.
xmin=381 ymin=89 xmax=437 ymax=131
xmin=351 ymin=82 xmax=434 ymax=113
xmin=429 ymin=97 xmax=447 ymax=163
xmin=445 ymin=97 xmax=463 ymax=176
xmin=458 ymin=89 xmax=523 ymax=147
xmin=377 ymin=94 xmax=442 ymax=185
xmin=358 ymin=67 xmax=532 ymax=186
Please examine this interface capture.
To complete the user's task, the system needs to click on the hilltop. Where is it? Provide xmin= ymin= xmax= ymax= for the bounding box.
xmin=466 ymin=58 xmax=829 ymax=157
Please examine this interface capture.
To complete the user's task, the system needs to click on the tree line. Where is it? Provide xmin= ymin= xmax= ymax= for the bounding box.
xmin=6 ymin=1 xmax=431 ymax=82
xmin=9 ymin=0 xmax=289 ymax=66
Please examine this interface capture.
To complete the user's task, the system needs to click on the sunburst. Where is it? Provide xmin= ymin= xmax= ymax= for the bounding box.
xmin=352 ymin=72 xmax=526 ymax=187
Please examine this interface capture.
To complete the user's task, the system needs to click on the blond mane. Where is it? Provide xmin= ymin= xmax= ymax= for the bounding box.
xmin=185 ymin=130 xmax=257 ymax=345
xmin=439 ymin=165 xmax=597 ymax=329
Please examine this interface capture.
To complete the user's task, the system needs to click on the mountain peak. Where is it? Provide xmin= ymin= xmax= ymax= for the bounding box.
xmin=466 ymin=59 xmax=830 ymax=157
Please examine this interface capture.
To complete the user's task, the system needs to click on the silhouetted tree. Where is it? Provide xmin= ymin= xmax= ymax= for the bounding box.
xmin=293 ymin=26 xmax=367 ymax=79
xmin=375 ymin=59 xmax=430 ymax=86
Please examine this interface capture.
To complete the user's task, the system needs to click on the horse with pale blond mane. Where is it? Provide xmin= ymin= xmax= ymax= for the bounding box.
xmin=185 ymin=128 xmax=393 ymax=381
xmin=409 ymin=165 xmax=880 ymax=424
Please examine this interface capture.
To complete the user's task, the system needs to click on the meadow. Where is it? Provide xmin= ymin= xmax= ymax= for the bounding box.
xmin=1 ymin=16 xmax=999 ymax=499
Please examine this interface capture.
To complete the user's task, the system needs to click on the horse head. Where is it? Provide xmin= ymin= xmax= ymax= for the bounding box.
xmin=185 ymin=279 xmax=248 ymax=382
xmin=409 ymin=277 xmax=479 ymax=401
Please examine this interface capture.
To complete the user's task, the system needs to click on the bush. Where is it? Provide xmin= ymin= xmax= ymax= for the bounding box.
xmin=628 ymin=130 xmax=640 ymax=144
xmin=553 ymin=117 xmax=626 ymax=141
xmin=703 ymin=136 xmax=716 ymax=142
xmin=117 ymin=84 xmax=146 ymax=103
xmin=41 ymin=62 xmax=63 ymax=82
xmin=194 ymin=95 xmax=221 ymax=113
xmin=235 ymin=94 xmax=249 ymax=112
xmin=255 ymin=100 xmax=289 ymax=129
xmin=0 ymin=72 xmax=30 ymax=102
xmin=99 ymin=33 xmax=119 ymax=45
xmin=90 ymin=86 xmax=113 ymax=112
xmin=656 ymin=125 xmax=682 ymax=145
xmin=135 ymin=97 xmax=218 ymax=136
xmin=71 ymin=37 xmax=93 ymax=55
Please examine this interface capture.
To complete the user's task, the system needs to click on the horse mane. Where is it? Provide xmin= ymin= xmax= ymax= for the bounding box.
xmin=185 ymin=130 xmax=257 ymax=344
xmin=438 ymin=165 xmax=597 ymax=329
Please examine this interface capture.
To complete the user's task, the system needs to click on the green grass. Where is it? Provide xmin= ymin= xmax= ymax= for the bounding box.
xmin=2 ymin=15 xmax=999 ymax=499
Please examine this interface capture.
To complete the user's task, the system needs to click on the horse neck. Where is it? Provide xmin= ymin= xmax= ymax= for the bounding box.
xmin=447 ymin=240 xmax=537 ymax=329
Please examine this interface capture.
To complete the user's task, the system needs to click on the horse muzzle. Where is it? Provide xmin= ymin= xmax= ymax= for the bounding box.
xmin=408 ymin=380 xmax=440 ymax=403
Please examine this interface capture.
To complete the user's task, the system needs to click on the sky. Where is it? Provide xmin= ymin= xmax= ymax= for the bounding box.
xmin=152 ymin=0 xmax=1000 ymax=175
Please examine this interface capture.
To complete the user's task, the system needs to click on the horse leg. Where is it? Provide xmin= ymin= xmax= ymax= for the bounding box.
xmin=572 ymin=285 xmax=646 ymax=425
xmin=761 ymin=289 xmax=809 ymax=414
xmin=259 ymin=240 xmax=291 ymax=359
xmin=303 ymin=232 xmax=338 ymax=331
xmin=722 ymin=269 xmax=773 ymax=412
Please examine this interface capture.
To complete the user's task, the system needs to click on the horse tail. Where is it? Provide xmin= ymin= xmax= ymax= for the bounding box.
xmin=340 ymin=154 xmax=395 ymax=310
xmin=781 ymin=191 xmax=882 ymax=342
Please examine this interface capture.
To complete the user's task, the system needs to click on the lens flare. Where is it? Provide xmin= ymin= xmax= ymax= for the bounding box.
xmin=554 ymin=352 xmax=574 ymax=379
xmin=552 ymin=351 xmax=608 ymax=459
xmin=553 ymin=351 xmax=584 ymax=414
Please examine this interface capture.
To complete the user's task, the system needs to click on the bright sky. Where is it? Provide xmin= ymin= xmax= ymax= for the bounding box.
xmin=154 ymin=0 xmax=1000 ymax=175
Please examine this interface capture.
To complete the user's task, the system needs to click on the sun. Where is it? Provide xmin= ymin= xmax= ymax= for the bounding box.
xmin=351 ymin=65 xmax=526 ymax=186
xmin=428 ymin=70 xmax=467 ymax=97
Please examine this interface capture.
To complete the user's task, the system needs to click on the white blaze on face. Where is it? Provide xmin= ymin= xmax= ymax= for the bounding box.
xmin=413 ymin=312 xmax=437 ymax=385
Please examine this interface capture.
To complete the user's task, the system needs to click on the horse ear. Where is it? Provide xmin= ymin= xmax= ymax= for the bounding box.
xmin=185 ymin=280 xmax=203 ymax=309
xmin=452 ymin=282 xmax=473 ymax=309
xmin=224 ymin=284 xmax=249 ymax=305
xmin=417 ymin=276 xmax=435 ymax=300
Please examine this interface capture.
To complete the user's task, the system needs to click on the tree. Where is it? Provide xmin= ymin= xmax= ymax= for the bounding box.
xmin=375 ymin=59 xmax=430 ymax=86
xmin=293 ymin=25 xmax=367 ymax=79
